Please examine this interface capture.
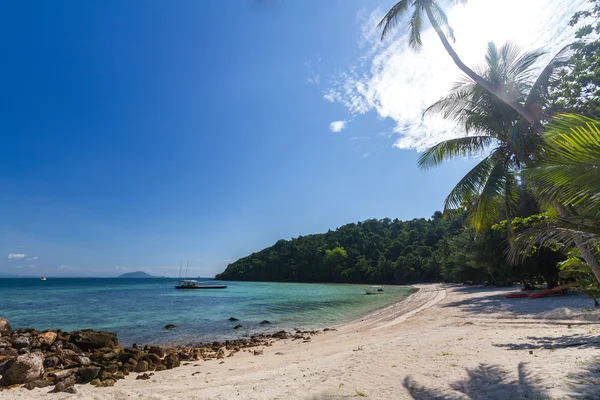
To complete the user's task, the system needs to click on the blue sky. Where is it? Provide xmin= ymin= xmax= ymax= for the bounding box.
xmin=0 ymin=0 xmax=585 ymax=277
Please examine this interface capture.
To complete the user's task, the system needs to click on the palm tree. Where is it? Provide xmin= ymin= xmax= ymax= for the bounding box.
xmin=378 ymin=0 xmax=538 ymax=125
xmin=417 ymin=41 xmax=568 ymax=231
xmin=511 ymin=114 xmax=600 ymax=282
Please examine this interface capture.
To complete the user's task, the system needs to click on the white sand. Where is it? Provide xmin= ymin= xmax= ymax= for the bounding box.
xmin=5 ymin=284 xmax=600 ymax=399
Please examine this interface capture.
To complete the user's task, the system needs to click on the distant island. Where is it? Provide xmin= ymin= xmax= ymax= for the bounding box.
xmin=116 ymin=271 xmax=161 ymax=278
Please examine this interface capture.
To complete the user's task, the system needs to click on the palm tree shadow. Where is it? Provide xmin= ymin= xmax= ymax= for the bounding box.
xmin=404 ymin=363 xmax=547 ymax=400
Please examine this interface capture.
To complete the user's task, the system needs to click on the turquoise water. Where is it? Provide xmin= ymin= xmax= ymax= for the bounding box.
xmin=0 ymin=278 xmax=414 ymax=346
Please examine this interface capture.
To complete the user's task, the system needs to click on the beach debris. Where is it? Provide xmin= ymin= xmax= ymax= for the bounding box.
xmin=228 ymin=317 xmax=239 ymax=321
xmin=253 ymin=350 xmax=264 ymax=356
xmin=259 ymin=320 xmax=271 ymax=325
xmin=274 ymin=352 xmax=284 ymax=355
xmin=164 ymin=324 xmax=176 ymax=330
xmin=352 ymin=346 xmax=363 ymax=352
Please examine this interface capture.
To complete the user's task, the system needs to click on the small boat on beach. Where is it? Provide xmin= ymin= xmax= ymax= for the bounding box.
xmin=365 ymin=286 xmax=384 ymax=295
xmin=175 ymin=280 xmax=227 ymax=290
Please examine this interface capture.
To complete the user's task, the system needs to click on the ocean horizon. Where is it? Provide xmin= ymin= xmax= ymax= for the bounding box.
xmin=1 ymin=278 xmax=415 ymax=346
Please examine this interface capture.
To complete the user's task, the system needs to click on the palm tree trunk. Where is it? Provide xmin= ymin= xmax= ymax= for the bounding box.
xmin=554 ymin=202 xmax=600 ymax=284
xmin=423 ymin=5 xmax=537 ymax=126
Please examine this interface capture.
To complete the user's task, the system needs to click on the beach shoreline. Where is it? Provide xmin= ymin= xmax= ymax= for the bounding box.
xmin=4 ymin=284 xmax=600 ymax=399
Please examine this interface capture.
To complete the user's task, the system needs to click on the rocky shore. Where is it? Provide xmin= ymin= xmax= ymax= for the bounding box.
xmin=0 ymin=317 xmax=326 ymax=394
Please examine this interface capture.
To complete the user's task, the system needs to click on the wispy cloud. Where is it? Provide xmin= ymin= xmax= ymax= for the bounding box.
xmin=325 ymin=0 xmax=588 ymax=151
xmin=8 ymin=253 xmax=26 ymax=260
xmin=329 ymin=120 xmax=347 ymax=133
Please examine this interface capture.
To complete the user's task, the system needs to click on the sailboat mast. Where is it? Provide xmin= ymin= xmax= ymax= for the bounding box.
xmin=184 ymin=260 xmax=189 ymax=279
xmin=178 ymin=260 xmax=183 ymax=279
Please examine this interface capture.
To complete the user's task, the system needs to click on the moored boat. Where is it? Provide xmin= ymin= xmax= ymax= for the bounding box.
xmin=175 ymin=280 xmax=227 ymax=290
xmin=365 ymin=285 xmax=384 ymax=295
xmin=40 ymin=277 xmax=47 ymax=281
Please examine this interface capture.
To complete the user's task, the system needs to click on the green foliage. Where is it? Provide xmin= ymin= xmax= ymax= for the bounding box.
xmin=216 ymin=214 xmax=464 ymax=284
xmin=551 ymin=1 xmax=600 ymax=118
xmin=559 ymin=253 xmax=600 ymax=306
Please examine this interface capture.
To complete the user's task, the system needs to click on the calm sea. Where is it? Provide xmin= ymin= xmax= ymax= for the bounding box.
xmin=0 ymin=278 xmax=414 ymax=346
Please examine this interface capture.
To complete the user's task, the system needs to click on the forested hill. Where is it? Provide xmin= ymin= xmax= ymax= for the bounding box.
xmin=216 ymin=213 xmax=465 ymax=284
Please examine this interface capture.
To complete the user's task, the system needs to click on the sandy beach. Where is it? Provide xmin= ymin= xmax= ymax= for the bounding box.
xmin=5 ymin=284 xmax=600 ymax=399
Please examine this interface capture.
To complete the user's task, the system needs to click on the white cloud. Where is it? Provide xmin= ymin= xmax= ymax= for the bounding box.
xmin=8 ymin=253 xmax=26 ymax=260
xmin=329 ymin=120 xmax=347 ymax=132
xmin=362 ymin=152 xmax=371 ymax=158
xmin=325 ymin=0 xmax=588 ymax=151
xmin=57 ymin=264 xmax=69 ymax=270
xmin=27 ymin=256 xmax=38 ymax=260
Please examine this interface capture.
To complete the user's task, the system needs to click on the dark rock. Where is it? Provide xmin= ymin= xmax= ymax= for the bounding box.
xmin=18 ymin=348 xmax=30 ymax=355
xmin=103 ymin=363 xmax=118 ymax=373
xmin=43 ymin=356 xmax=60 ymax=368
xmin=1 ymin=348 xmax=18 ymax=357
xmin=74 ymin=355 xmax=91 ymax=366
xmin=61 ymin=342 xmax=81 ymax=352
xmin=233 ymin=325 xmax=242 ymax=330
xmin=98 ymin=371 xmax=114 ymax=381
xmin=148 ymin=346 xmax=165 ymax=358
xmin=136 ymin=372 xmax=152 ymax=380
xmin=114 ymin=371 xmax=126 ymax=380
xmin=48 ymin=369 xmax=76 ymax=381
xmin=69 ymin=330 xmax=117 ymax=351
xmin=76 ymin=366 xmax=100 ymax=384
xmin=253 ymin=350 xmax=263 ymax=356
xmin=228 ymin=317 xmax=239 ymax=321
xmin=12 ymin=336 xmax=31 ymax=349
xmin=93 ymin=378 xmax=115 ymax=387
xmin=155 ymin=364 xmax=167 ymax=371
xmin=164 ymin=354 xmax=180 ymax=369
xmin=22 ymin=379 xmax=51 ymax=390
xmin=134 ymin=360 xmax=149 ymax=373
xmin=259 ymin=320 xmax=271 ymax=325
xmin=164 ymin=324 xmax=176 ymax=330
xmin=0 ymin=352 xmax=44 ymax=386
xmin=52 ymin=379 xmax=75 ymax=393
xmin=0 ymin=318 xmax=11 ymax=336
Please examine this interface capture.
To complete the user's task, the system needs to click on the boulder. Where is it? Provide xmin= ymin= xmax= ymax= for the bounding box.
xmin=228 ymin=317 xmax=239 ymax=321
xmin=0 ymin=318 xmax=11 ymax=336
xmin=12 ymin=336 xmax=30 ymax=349
xmin=0 ymin=352 xmax=44 ymax=386
xmin=164 ymin=354 xmax=180 ymax=369
xmin=234 ymin=325 xmax=242 ymax=330
xmin=76 ymin=366 xmax=100 ymax=384
xmin=164 ymin=324 xmax=176 ymax=330
xmin=69 ymin=330 xmax=117 ymax=351
xmin=134 ymin=360 xmax=149 ymax=373
xmin=259 ymin=320 xmax=271 ymax=325
xmin=38 ymin=332 xmax=57 ymax=348
xmin=136 ymin=372 xmax=153 ymax=380
xmin=92 ymin=378 xmax=115 ymax=387
xmin=148 ymin=346 xmax=165 ymax=358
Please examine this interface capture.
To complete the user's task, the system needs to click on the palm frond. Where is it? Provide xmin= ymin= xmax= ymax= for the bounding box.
xmin=408 ymin=6 xmax=423 ymax=50
xmin=509 ymin=218 xmax=600 ymax=264
xmin=525 ymin=45 xmax=573 ymax=109
xmin=428 ymin=1 xmax=455 ymax=42
xmin=467 ymin=158 xmax=510 ymax=231
xmin=525 ymin=114 xmax=600 ymax=207
xmin=378 ymin=0 xmax=410 ymax=40
xmin=443 ymin=156 xmax=495 ymax=211
xmin=418 ymin=136 xmax=494 ymax=170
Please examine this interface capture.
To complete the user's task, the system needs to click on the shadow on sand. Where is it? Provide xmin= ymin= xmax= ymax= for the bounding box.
xmin=493 ymin=333 xmax=600 ymax=351
xmin=403 ymin=363 xmax=547 ymax=400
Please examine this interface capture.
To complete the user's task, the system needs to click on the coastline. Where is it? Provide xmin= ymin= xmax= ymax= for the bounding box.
xmin=4 ymin=284 xmax=600 ymax=399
